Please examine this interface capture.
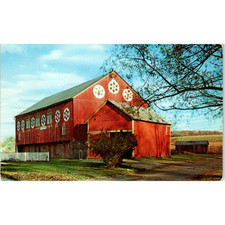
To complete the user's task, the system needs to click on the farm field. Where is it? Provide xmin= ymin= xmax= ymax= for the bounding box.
xmin=171 ymin=134 xmax=223 ymax=153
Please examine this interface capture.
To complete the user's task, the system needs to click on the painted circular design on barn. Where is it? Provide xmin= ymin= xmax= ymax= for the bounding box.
xmin=41 ymin=114 xmax=46 ymax=126
xmin=93 ymin=85 xmax=105 ymax=98
xmin=31 ymin=117 xmax=35 ymax=128
xmin=55 ymin=110 xmax=61 ymax=123
xmin=17 ymin=121 xmax=20 ymax=131
xmin=63 ymin=108 xmax=70 ymax=122
xmin=123 ymin=88 xmax=133 ymax=101
xmin=108 ymin=78 xmax=119 ymax=94
xmin=21 ymin=120 xmax=25 ymax=130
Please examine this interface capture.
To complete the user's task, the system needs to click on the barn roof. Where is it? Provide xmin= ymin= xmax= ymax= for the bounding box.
xmin=86 ymin=99 xmax=171 ymax=125
xmin=175 ymin=141 xmax=209 ymax=146
xmin=108 ymin=100 xmax=171 ymax=125
xmin=16 ymin=72 xmax=110 ymax=116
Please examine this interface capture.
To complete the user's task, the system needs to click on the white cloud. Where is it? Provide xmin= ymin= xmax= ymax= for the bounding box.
xmin=42 ymin=64 xmax=48 ymax=68
xmin=65 ymin=54 xmax=105 ymax=64
xmin=1 ymin=44 xmax=25 ymax=54
xmin=1 ymin=72 xmax=86 ymax=126
xmin=39 ymin=50 xmax=62 ymax=61
xmin=38 ymin=45 xmax=108 ymax=64
xmin=88 ymin=44 xmax=105 ymax=51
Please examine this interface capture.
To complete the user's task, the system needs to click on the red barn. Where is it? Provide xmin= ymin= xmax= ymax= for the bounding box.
xmin=15 ymin=71 xmax=171 ymax=159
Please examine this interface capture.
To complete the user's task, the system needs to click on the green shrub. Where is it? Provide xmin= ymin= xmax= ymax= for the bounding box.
xmin=90 ymin=131 xmax=137 ymax=169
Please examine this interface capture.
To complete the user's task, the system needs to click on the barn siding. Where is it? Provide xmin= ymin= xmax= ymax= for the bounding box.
xmin=73 ymin=72 xmax=147 ymax=140
xmin=88 ymin=104 xmax=132 ymax=132
xmin=16 ymin=101 xmax=73 ymax=145
xmin=133 ymin=121 xmax=170 ymax=158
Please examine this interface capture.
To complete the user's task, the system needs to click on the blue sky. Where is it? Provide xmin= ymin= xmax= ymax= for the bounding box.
xmin=0 ymin=44 xmax=223 ymax=140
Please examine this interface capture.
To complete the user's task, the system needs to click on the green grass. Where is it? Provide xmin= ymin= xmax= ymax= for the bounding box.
xmin=1 ymin=159 xmax=134 ymax=181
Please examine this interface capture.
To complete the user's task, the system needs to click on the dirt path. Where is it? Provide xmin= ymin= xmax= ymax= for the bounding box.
xmin=93 ymin=157 xmax=223 ymax=181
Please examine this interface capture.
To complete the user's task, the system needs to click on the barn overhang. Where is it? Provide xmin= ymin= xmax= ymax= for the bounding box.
xmin=85 ymin=99 xmax=171 ymax=125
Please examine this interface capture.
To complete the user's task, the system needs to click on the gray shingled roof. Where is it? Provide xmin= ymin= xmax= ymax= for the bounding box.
xmin=17 ymin=73 xmax=109 ymax=116
xmin=175 ymin=141 xmax=209 ymax=145
xmin=107 ymin=100 xmax=171 ymax=125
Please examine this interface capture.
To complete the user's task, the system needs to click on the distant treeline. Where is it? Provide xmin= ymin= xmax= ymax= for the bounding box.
xmin=172 ymin=130 xmax=223 ymax=137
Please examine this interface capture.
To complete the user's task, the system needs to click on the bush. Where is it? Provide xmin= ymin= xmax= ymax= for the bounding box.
xmin=90 ymin=131 xmax=138 ymax=169
xmin=0 ymin=136 xmax=15 ymax=152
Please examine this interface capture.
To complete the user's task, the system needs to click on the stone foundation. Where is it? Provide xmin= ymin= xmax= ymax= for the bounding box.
xmin=17 ymin=140 xmax=88 ymax=159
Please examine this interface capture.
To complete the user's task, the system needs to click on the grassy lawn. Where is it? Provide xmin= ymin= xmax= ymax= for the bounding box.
xmin=1 ymin=159 xmax=134 ymax=181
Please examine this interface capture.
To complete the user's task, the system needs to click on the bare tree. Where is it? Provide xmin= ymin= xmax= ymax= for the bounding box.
xmin=102 ymin=44 xmax=223 ymax=118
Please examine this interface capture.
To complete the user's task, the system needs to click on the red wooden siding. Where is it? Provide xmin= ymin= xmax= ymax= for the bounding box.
xmin=16 ymin=101 xmax=73 ymax=145
xmin=88 ymin=103 xmax=132 ymax=132
xmin=133 ymin=121 xmax=170 ymax=158
xmin=73 ymin=72 xmax=147 ymax=122
xmin=73 ymin=71 xmax=146 ymax=140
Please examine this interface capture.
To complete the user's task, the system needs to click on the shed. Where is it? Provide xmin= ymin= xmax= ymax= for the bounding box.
xmin=86 ymin=100 xmax=171 ymax=158
xmin=175 ymin=141 xmax=209 ymax=154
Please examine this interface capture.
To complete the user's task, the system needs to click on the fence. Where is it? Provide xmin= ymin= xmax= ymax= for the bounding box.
xmin=0 ymin=152 xmax=49 ymax=162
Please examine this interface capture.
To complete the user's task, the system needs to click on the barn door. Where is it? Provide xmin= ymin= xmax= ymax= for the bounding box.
xmin=79 ymin=150 xmax=83 ymax=160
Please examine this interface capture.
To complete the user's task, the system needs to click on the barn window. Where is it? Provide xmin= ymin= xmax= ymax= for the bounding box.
xmin=36 ymin=113 xmax=40 ymax=127
xmin=123 ymin=88 xmax=133 ymax=101
xmin=47 ymin=109 xmax=52 ymax=125
xmin=63 ymin=108 xmax=70 ymax=122
xmin=93 ymin=85 xmax=105 ymax=98
xmin=17 ymin=121 xmax=20 ymax=131
xmin=62 ymin=122 xmax=66 ymax=135
xmin=108 ymin=78 xmax=119 ymax=94
xmin=41 ymin=114 xmax=46 ymax=126
xmin=26 ymin=116 xmax=30 ymax=129
xmin=31 ymin=117 xmax=35 ymax=128
xmin=55 ymin=110 xmax=61 ymax=123
xmin=21 ymin=120 xmax=25 ymax=130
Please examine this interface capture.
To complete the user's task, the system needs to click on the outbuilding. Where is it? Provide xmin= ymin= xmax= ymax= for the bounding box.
xmin=175 ymin=141 xmax=209 ymax=154
xmin=15 ymin=71 xmax=171 ymax=159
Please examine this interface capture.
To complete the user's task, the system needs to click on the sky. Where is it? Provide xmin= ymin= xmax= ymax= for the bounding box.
xmin=0 ymin=44 xmax=223 ymax=141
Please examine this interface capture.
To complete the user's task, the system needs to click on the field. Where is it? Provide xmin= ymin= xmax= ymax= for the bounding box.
xmin=171 ymin=134 xmax=223 ymax=153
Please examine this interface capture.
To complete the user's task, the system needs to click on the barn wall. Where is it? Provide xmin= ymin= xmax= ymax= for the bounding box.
xmin=87 ymin=103 xmax=132 ymax=159
xmin=133 ymin=121 xmax=171 ymax=158
xmin=17 ymin=141 xmax=88 ymax=159
xmin=88 ymin=103 xmax=132 ymax=132
xmin=16 ymin=101 xmax=73 ymax=146
xmin=73 ymin=71 xmax=147 ymax=140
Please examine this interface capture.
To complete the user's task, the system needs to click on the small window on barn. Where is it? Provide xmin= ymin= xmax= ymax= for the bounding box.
xmin=36 ymin=113 xmax=40 ymax=127
xmin=26 ymin=116 xmax=30 ymax=129
xmin=47 ymin=109 xmax=52 ymax=125
xmin=62 ymin=122 xmax=66 ymax=135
